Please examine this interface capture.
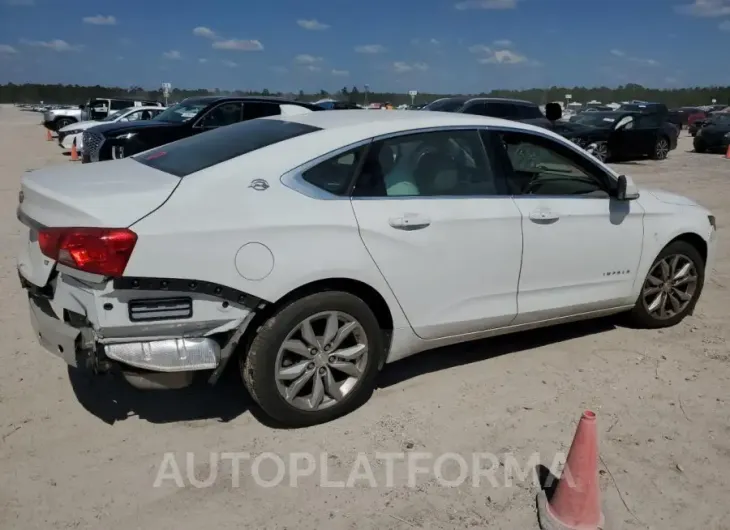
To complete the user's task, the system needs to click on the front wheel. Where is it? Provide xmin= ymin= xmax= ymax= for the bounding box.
xmin=694 ymin=141 xmax=707 ymax=153
xmin=628 ymin=241 xmax=704 ymax=328
xmin=55 ymin=118 xmax=74 ymax=130
xmin=241 ymin=291 xmax=383 ymax=427
xmin=652 ymin=137 xmax=670 ymax=160
xmin=590 ymin=141 xmax=610 ymax=162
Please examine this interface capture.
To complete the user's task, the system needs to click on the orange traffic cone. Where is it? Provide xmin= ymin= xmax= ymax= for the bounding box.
xmin=70 ymin=141 xmax=78 ymax=161
xmin=537 ymin=411 xmax=604 ymax=530
xmin=46 ymin=129 xmax=52 ymax=141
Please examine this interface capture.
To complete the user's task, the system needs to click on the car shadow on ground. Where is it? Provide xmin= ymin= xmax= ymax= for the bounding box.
xmin=68 ymin=317 xmax=617 ymax=428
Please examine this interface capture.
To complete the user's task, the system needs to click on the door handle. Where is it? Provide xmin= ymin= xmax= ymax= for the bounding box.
xmin=529 ymin=209 xmax=560 ymax=222
xmin=389 ymin=213 xmax=431 ymax=230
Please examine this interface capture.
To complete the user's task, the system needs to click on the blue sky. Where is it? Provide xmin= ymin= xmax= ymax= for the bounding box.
xmin=1 ymin=0 xmax=730 ymax=93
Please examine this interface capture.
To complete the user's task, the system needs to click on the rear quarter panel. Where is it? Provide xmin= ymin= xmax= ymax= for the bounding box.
xmin=124 ymin=142 xmax=411 ymax=329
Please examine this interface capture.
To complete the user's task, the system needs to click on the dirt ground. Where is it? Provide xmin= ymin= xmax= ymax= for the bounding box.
xmin=0 ymin=104 xmax=728 ymax=530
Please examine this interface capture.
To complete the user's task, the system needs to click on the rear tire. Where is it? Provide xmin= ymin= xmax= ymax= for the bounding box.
xmin=54 ymin=118 xmax=74 ymax=130
xmin=694 ymin=141 xmax=707 ymax=153
xmin=628 ymin=241 xmax=704 ymax=329
xmin=241 ymin=291 xmax=384 ymax=427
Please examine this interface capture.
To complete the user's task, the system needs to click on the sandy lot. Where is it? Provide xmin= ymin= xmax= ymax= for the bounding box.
xmin=0 ymin=105 xmax=728 ymax=530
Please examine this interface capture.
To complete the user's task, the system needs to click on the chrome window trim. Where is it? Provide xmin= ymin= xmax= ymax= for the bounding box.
xmin=280 ymin=123 xmax=620 ymax=201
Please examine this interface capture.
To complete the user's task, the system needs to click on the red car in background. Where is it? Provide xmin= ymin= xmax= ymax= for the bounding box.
xmin=688 ymin=110 xmax=708 ymax=136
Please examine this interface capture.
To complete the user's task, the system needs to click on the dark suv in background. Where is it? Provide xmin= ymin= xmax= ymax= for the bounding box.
xmin=422 ymin=97 xmax=551 ymax=127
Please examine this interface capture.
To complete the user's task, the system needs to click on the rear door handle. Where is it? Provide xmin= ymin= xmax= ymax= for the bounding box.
xmin=529 ymin=209 xmax=560 ymax=222
xmin=389 ymin=213 xmax=431 ymax=230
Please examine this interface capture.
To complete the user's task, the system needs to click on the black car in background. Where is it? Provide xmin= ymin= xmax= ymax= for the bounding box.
xmin=552 ymin=111 xmax=678 ymax=162
xmin=422 ymin=97 xmax=552 ymax=128
xmin=693 ymin=113 xmax=730 ymax=153
xmin=81 ymin=96 xmax=321 ymax=163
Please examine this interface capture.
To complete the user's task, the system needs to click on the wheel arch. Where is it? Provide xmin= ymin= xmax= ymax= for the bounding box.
xmin=239 ymin=277 xmax=395 ymax=370
xmin=667 ymin=232 xmax=708 ymax=266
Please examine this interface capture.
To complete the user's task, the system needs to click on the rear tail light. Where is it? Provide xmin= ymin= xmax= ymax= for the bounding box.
xmin=38 ymin=227 xmax=137 ymax=276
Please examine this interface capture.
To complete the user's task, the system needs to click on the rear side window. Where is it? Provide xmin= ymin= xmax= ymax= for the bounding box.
xmin=110 ymin=100 xmax=130 ymax=110
xmin=484 ymin=102 xmax=517 ymax=119
xmin=301 ymin=146 xmax=368 ymax=195
xmin=243 ymin=102 xmax=281 ymax=120
xmin=134 ymin=119 xmax=321 ymax=177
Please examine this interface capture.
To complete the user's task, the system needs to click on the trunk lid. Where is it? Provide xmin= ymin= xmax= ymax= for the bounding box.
xmin=17 ymin=159 xmax=180 ymax=287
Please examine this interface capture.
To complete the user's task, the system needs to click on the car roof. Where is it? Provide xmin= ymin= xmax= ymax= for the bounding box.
xmin=180 ymin=95 xmax=316 ymax=106
xmin=268 ymin=108 xmax=557 ymax=141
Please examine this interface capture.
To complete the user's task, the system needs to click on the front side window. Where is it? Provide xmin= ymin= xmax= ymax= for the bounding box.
xmin=517 ymin=104 xmax=543 ymax=120
xmin=155 ymin=101 xmax=209 ymax=123
xmin=301 ymin=147 xmax=368 ymax=196
xmin=110 ymin=100 xmax=130 ymax=110
xmin=197 ymin=102 xmax=244 ymax=128
xmin=352 ymin=129 xmax=504 ymax=197
xmin=491 ymin=130 xmax=610 ymax=197
xmin=484 ymin=102 xmax=517 ymax=119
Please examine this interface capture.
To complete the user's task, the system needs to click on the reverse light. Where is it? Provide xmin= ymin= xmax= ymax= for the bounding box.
xmin=38 ymin=227 xmax=137 ymax=276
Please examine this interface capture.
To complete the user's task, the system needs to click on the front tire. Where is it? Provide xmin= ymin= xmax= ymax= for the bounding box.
xmin=652 ymin=136 xmax=670 ymax=160
xmin=241 ymin=291 xmax=383 ymax=427
xmin=55 ymin=118 xmax=74 ymax=130
xmin=628 ymin=241 xmax=704 ymax=328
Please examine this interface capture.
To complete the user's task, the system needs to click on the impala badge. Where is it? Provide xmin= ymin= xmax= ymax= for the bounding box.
xmin=249 ymin=179 xmax=269 ymax=191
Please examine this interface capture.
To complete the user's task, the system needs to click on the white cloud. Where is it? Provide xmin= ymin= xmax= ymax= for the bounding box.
xmin=331 ymin=69 xmax=349 ymax=76
xmin=720 ymin=19 xmax=730 ymax=30
xmin=198 ymin=58 xmax=208 ymax=63
xmin=20 ymin=39 xmax=83 ymax=52
xmin=469 ymin=44 xmax=493 ymax=54
xmin=305 ymin=65 xmax=322 ymax=72
xmin=221 ymin=59 xmax=238 ymax=68
xmin=83 ymin=15 xmax=116 ymax=25
xmin=355 ymin=44 xmax=386 ymax=54
xmin=162 ymin=50 xmax=181 ymax=60
xmin=192 ymin=26 xmax=218 ymax=39
xmin=479 ymin=49 xmax=527 ymax=64
xmin=393 ymin=61 xmax=429 ymax=73
xmin=5 ymin=0 xmax=34 ymax=5
xmin=455 ymin=0 xmax=517 ymax=10
xmin=493 ymin=39 xmax=513 ymax=47
xmin=212 ymin=39 xmax=264 ymax=51
xmin=0 ymin=44 xmax=18 ymax=54
xmin=611 ymin=49 xmax=659 ymax=66
xmin=297 ymin=19 xmax=330 ymax=30
xmin=294 ymin=54 xmax=323 ymax=64
xmin=675 ymin=0 xmax=730 ymax=17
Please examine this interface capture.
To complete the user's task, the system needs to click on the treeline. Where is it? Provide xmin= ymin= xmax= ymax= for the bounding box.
xmin=2 ymin=82 xmax=729 ymax=108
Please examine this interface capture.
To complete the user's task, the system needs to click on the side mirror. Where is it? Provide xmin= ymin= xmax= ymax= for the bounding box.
xmin=616 ymin=174 xmax=640 ymax=201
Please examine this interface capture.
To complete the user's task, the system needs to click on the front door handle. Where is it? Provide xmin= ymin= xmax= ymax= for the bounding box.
xmin=529 ymin=209 xmax=560 ymax=222
xmin=389 ymin=213 xmax=431 ymax=230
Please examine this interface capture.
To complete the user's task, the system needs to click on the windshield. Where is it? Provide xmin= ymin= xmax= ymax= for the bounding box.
xmin=154 ymin=101 xmax=208 ymax=123
xmin=423 ymin=99 xmax=467 ymax=112
xmin=571 ymin=113 xmax=618 ymax=128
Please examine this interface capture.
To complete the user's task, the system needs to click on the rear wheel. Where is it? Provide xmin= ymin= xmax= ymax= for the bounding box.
xmin=628 ymin=241 xmax=704 ymax=328
xmin=652 ymin=136 xmax=670 ymax=160
xmin=241 ymin=291 xmax=383 ymax=427
xmin=591 ymin=141 xmax=610 ymax=162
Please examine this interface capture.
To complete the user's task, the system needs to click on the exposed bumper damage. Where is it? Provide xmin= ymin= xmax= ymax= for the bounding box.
xmin=22 ymin=270 xmax=263 ymax=390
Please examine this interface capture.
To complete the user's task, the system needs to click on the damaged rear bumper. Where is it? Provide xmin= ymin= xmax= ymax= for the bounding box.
xmin=22 ymin=269 xmax=261 ymax=389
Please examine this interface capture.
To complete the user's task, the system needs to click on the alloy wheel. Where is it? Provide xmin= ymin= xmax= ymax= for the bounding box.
xmin=641 ymin=254 xmax=698 ymax=320
xmin=655 ymin=138 xmax=669 ymax=159
xmin=592 ymin=142 xmax=609 ymax=162
xmin=274 ymin=311 xmax=369 ymax=412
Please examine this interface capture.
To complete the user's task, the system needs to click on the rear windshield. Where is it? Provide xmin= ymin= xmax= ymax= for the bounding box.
xmin=133 ymin=119 xmax=322 ymax=177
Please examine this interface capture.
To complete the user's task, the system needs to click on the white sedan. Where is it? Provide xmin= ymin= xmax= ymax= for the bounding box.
xmin=17 ymin=110 xmax=717 ymax=426
xmin=56 ymin=106 xmax=166 ymax=152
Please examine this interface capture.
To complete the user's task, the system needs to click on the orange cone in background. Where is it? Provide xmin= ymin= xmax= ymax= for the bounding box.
xmin=46 ymin=129 xmax=52 ymax=141
xmin=70 ymin=141 xmax=78 ymax=161
xmin=537 ymin=411 xmax=605 ymax=530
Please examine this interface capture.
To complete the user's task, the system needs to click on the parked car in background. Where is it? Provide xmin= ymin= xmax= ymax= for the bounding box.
xmin=315 ymin=100 xmax=362 ymax=110
xmin=42 ymin=98 xmax=163 ymax=131
xmin=81 ymin=96 xmax=321 ymax=163
xmin=693 ymin=113 xmax=730 ymax=153
xmin=57 ymin=106 xmax=166 ymax=153
xmin=17 ymin=110 xmax=717 ymax=426
xmin=423 ymin=97 xmax=551 ymax=127
xmin=553 ymin=110 xmax=678 ymax=162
